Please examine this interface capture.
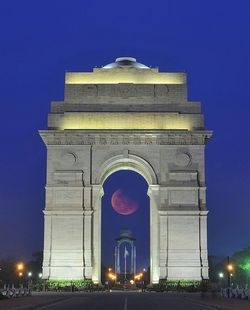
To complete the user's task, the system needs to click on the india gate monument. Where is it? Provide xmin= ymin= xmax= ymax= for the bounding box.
xmin=39 ymin=57 xmax=212 ymax=284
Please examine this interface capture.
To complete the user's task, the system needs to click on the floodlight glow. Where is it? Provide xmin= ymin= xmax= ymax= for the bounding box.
xmin=59 ymin=113 xmax=193 ymax=130
xmin=65 ymin=71 xmax=186 ymax=85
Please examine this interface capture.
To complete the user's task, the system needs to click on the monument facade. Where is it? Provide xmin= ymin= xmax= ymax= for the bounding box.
xmin=40 ymin=57 xmax=212 ymax=284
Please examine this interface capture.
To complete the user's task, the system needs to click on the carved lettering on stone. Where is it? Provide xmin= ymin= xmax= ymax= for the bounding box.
xmin=134 ymin=137 xmax=141 ymax=145
xmin=110 ymin=137 xmax=118 ymax=145
xmin=145 ymin=138 xmax=152 ymax=144
xmin=122 ymin=137 xmax=130 ymax=145
xmin=99 ymin=137 xmax=107 ymax=145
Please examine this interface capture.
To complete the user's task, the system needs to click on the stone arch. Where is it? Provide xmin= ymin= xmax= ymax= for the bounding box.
xmin=96 ymin=153 xmax=158 ymax=186
xmin=92 ymin=153 xmax=160 ymax=284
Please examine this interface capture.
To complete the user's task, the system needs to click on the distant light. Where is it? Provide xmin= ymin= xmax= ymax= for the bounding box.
xmin=227 ymin=264 xmax=233 ymax=271
xmin=28 ymin=272 xmax=32 ymax=277
xmin=218 ymin=272 xmax=224 ymax=278
xmin=130 ymin=280 xmax=134 ymax=285
xmin=17 ymin=263 xmax=24 ymax=271
xmin=230 ymin=273 xmax=233 ymax=277
xmin=38 ymin=273 xmax=42 ymax=278
xmin=18 ymin=272 xmax=23 ymax=277
xmin=108 ymin=272 xmax=116 ymax=280
xmin=143 ymin=268 xmax=146 ymax=272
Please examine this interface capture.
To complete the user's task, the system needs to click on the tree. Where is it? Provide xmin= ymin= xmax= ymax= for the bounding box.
xmin=212 ymin=246 xmax=250 ymax=287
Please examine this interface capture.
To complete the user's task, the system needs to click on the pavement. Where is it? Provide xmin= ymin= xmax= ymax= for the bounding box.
xmin=0 ymin=291 xmax=249 ymax=310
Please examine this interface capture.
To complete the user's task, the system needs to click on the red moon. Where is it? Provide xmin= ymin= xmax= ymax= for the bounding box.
xmin=111 ymin=189 xmax=139 ymax=215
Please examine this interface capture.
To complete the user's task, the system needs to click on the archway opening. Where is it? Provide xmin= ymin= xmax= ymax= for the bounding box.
xmin=101 ymin=170 xmax=150 ymax=285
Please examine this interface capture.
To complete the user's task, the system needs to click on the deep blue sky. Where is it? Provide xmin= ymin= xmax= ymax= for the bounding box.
xmin=1 ymin=0 xmax=250 ymax=263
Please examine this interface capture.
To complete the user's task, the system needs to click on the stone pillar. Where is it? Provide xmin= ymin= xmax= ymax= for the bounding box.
xmin=200 ymin=211 xmax=209 ymax=279
xmin=42 ymin=212 xmax=52 ymax=279
xmin=83 ymin=210 xmax=93 ymax=279
xmin=159 ymin=211 xmax=168 ymax=279
xmin=148 ymin=185 xmax=160 ymax=284
xmin=92 ymin=185 xmax=104 ymax=284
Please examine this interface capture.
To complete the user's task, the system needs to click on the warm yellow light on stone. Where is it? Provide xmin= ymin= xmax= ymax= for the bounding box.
xmin=65 ymin=70 xmax=185 ymax=85
xmin=58 ymin=112 xmax=193 ymax=130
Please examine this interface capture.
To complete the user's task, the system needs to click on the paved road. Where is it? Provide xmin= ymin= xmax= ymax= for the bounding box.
xmin=1 ymin=292 xmax=250 ymax=309
xmin=33 ymin=293 xmax=216 ymax=310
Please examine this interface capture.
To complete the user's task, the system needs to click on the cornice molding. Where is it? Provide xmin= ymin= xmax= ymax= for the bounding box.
xmin=39 ymin=130 xmax=212 ymax=146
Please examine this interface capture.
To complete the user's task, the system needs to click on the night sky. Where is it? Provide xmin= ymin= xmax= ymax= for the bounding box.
xmin=1 ymin=0 xmax=250 ymax=266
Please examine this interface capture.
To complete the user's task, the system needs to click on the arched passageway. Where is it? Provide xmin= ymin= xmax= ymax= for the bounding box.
xmin=101 ymin=170 xmax=149 ymax=283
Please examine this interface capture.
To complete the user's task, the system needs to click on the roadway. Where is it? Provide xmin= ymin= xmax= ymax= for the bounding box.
xmin=1 ymin=291 xmax=249 ymax=309
xmin=34 ymin=292 xmax=216 ymax=310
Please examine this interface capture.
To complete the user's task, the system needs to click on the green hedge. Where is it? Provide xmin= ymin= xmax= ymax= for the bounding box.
xmin=47 ymin=279 xmax=93 ymax=290
xmin=148 ymin=279 xmax=209 ymax=292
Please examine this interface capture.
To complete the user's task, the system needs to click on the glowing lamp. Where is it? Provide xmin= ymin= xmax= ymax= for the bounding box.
xmin=17 ymin=263 xmax=24 ymax=271
xmin=218 ymin=272 xmax=224 ymax=278
xmin=227 ymin=264 xmax=233 ymax=271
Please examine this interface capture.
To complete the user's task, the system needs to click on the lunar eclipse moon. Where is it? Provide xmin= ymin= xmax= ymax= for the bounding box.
xmin=111 ymin=189 xmax=139 ymax=215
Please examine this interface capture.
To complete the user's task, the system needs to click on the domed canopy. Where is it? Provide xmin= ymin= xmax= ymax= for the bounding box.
xmin=116 ymin=229 xmax=135 ymax=240
xmin=102 ymin=57 xmax=149 ymax=69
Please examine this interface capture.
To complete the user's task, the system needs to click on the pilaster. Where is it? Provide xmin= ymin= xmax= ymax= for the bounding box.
xmin=148 ymin=184 xmax=160 ymax=284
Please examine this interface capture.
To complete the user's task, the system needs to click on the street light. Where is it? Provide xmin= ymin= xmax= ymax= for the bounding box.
xmin=219 ymin=272 xmax=224 ymax=278
xmin=17 ymin=263 xmax=24 ymax=271
xmin=226 ymin=256 xmax=233 ymax=298
xmin=27 ymin=272 xmax=33 ymax=289
xmin=38 ymin=273 xmax=42 ymax=278
xmin=16 ymin=262 xmax=25 ymax=282
xmin=227 ymin=264 xmax=233 ymax=272
xmin=108 ymin=272 xmax=116 ymax=281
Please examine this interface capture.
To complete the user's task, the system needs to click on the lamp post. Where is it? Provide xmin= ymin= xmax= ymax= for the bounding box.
xmin=27 ymin=272 xmax=32 ymax=289
xmin=227 ymin=256 xmax=233 ymax=298
xmin=218 ymin=272 xmax=224 ymax=279
xmin=218 ymin=272 xmax=224 ymax=289
xmin=16 ymin=262 xmax=24 ymax=285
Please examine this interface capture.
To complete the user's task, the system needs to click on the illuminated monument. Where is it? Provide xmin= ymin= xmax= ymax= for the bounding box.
xmin=114 ymin=229 xmax=136 ymax=280
xmin=40 ymin=57 xmax=212 ymax=284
